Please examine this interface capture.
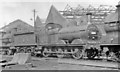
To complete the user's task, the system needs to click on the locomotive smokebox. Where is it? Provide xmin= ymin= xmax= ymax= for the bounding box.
xmin=86 ymin=13 xmax=92 ymax=25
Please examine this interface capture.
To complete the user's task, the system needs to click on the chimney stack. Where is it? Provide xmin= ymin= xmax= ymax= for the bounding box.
xmin=86 ymin=13 xmax=92 ymax=24
xmin=116 ymin=1 xmax=120 ymax=23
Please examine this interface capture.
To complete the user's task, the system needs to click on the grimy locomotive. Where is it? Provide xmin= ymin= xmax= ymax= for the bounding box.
xmin=1 ymin=3 xmax=120 ymax=61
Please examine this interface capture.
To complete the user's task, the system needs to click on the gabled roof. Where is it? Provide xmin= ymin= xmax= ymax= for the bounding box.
xmin=1 ymin=19 xmax=34 ymax=32
xmin=35 ymin=16 xmax=45 ymax=32
xmin=35 ymin=16 xmax=43 ymax=28
xmin=45 ymin=5 xmax=68 ymax=27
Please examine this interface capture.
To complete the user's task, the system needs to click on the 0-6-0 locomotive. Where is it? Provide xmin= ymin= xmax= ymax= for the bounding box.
xmin=39 ymin=5 xmax=104 ymax=59
xmin=32 ymin=4 xmax=120 ymax=60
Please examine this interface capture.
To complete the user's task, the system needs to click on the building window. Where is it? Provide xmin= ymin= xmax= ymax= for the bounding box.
xmin=14 ymin=28 xmax=17 ymax=32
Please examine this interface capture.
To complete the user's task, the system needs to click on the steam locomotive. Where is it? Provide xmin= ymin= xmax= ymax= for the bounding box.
xmin=1 ymin=3 xmax=120 ymax=61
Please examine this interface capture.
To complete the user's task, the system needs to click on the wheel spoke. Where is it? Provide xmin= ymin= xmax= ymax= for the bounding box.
xmin=109 ymin=52 xmax=118 ymax=61
xmin=42 ymin=48 xmax=50 ymax=57
xmin=72 ymin=48 xmax=83 ymax=59
xmin=87 ymin=49 xmax=97 ymax=59
xmin=57 ymin=48 xmax=64 ymax=58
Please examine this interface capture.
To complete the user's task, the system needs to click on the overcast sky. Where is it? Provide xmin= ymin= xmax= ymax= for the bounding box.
xmin=0 ymin=0 xmax=119 ymax=28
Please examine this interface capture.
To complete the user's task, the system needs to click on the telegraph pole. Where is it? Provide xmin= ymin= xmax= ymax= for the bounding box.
xmin=33 ymin=9 xmax=37 ymax=28
xmin=32 ymin=9 xmax=38 ymax=45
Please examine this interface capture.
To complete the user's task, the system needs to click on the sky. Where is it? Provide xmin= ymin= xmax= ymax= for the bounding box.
xmin=0 ymin=0 xmax=119 ymax=28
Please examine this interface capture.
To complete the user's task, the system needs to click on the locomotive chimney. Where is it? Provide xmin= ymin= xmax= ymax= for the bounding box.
xmin=86 ymin=13 xmax=92 ymax=25
xmin=116 ymin=1 xmax=120 ymax=23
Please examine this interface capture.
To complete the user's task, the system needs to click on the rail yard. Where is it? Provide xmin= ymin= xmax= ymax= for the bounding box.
xmin=0 ymin=1 xmax=120 ymax=70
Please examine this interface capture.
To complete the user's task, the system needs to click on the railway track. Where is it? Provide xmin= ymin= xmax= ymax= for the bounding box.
xmin=32 ymin=56 xmax=119 ymax=70
xmin=33 ymin=53 xmax=120 ymax=62
xmin=32 ymin=55 xmax=120 ymax=69
xmin=1 ymin=54 xmax=119 ymax=70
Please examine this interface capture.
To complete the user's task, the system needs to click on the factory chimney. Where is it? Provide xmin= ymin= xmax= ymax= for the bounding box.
xmin=86 ymin=13 xmax=92 ymax=25
xmin=116 ymin=1 xmax=120 ymax=23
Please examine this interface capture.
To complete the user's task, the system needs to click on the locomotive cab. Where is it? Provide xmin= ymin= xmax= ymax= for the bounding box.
xmin=45 ymin=23 xmax=62 ymax=34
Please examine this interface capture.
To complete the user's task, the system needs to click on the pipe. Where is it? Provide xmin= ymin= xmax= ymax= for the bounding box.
xmin=86 ymin=13 xmax=92 ymax=25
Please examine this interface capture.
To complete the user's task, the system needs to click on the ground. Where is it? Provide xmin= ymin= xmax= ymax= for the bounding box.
xmin=0 ymin=55 xmax=119 ymax=70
